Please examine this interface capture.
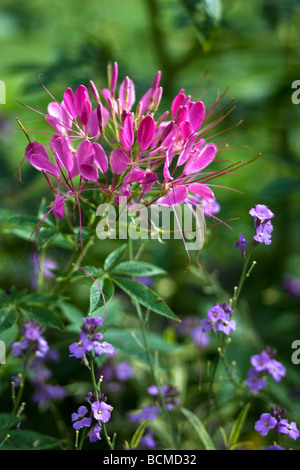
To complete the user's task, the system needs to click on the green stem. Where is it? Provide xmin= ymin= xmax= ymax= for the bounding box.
xmin=128 ymin=238 xmax=180 ymax=449
xmin=232 ymin=244 xmax=255 ymax=308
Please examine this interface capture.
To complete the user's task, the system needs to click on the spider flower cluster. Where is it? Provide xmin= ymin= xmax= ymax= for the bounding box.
xmin=21 ymin=62 xmax=235 ymax=248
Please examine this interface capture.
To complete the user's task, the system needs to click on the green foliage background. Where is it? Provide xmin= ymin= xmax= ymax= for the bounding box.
xmin=0 ymin=0 xmax=300 ymax=450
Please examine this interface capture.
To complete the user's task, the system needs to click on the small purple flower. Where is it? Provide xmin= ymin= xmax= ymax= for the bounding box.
xmin=93 ymin=341 xmax=115 ymax=357
xmin=129 ymin=405 xmax=160 ymax=423
xmin=115 ymin=361 xmax=134 ymax=381
xmin=89 ymin=424 xmax=102 ymax=442
xmin=249 ymin=204 xmax=274 ymax=224
xmin=207 ymin=305 xmax=226 ymax=323
xmin=244 ymin=368 xmax=267 ymax=392
xmin=253 ymin=222 xmax=273 ymax=245
xmin=264 ymin=444 xmax=285 ymax=450
xmin=36 ymin=337 xmax=49 ymax=357
xmin=189 ymin=327 xmax=210 ymax=347
xmin=277 ymin=419 xmax=299 ymax=440
xmin=235 ymin=233 xmax=249 ymax=255
xmin=250 ymin=351 xmax=272 ymax=372
xmin=22 ymin=320 xmax=43 ymax=341
xmin=69 ymin=332 xmax=94 ymax=358
xmin=140 ymin=429 xmax=156 ymax=448
xmin=82 ymin=317 xmax=103 ymax=335
xmin=91 ymin=401 xmax=112 ymax=423
xmin=266 ymin=359 xmax=286 ymax=382
xmin=11 ymin=338 xmax=29 ymax=357
xmin=71 ymin=405 xmax=92 ymax=431
xmin=255 ymin=413 xmax=277 ymax=436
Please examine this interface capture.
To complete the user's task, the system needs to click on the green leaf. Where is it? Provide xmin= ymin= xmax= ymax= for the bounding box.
xmin=21 ymin=293 xmax=61 ymax=304
xmin=37 ymin=228 xmax=58 ymax=249
xmin=103 ymin=244 xmax=127 ymax=271
xmin=89 ymin=277 xmax=114 ymax=313
xmin=111 ymin=276 xmax=179 ymax=321
xmin=111 ymin=261 xmax=166 ymax=277
xmin=1 ymin=429 xmax=62 ymax=450
xmin=229 ymin=403 xmax=251 ymax=446
xmin=20 ymin=306 xmax=64 ymax=330
xmin=0 ymin=306 xmax=18 ymax=333
xmin=181 ymin=407 xmax=215 ymax=450
xmin=130 ymin=419 xmax=149 ymax=449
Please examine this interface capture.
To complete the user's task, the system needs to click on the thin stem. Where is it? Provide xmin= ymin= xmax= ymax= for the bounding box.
xmin=128 ymin=237 xmax=180 ymax=449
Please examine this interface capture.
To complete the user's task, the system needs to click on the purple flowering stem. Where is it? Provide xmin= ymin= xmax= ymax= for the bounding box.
xmin=232 ymin=244 xmax=255 ymax=308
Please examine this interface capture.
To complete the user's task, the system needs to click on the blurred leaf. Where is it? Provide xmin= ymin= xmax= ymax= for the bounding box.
xmin=181 ymin=0 xmax=222 ymax=43
xmin=229 ymin=402 xmax=251 ymax=447
xmin=130 ymin=419 xmax=149 ymax=449
xmin=111 ymin=276 xmax=179 ymax=321
xmin=111 ymin=261 xmax=166 ymax=277
xmin=89 ymin=277 xmax=114 ymax=313
xmin=104 ymin=327 xmax=181 ymax=362
xmin=181 ymin=406 xmax=216 ymax=450
xmin=0 ymin=306 xmax=18 ymax=333
xmin=2 ymin=429 xmax=62 ymax=450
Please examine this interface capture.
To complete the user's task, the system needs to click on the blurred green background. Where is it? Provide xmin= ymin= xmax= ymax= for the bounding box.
xmin=0 ymin=0 xmax=300 ymax=449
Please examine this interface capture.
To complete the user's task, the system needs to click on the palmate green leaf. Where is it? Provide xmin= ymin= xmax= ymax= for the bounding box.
xmin=229 ymin=402 xmax=251 ymax=447
xmin=89 ymin=277 xmax=114 ymax=313
xmin=111 ymin=261 xmax=166 ymax=277
xmin=1 ymin=429 xmax=62 ymax=450
xmin=181 ymin=407 xmax=215 ymax=450
xmin=111 ymin=276 xmax=179 ymax=321
xmin=0 ymin=306 xmax=18 ymax=333
xmin=20 ymin=306 xmax=64 ymax=331
xmin=103 ymin=243 xmax=127 ymax=271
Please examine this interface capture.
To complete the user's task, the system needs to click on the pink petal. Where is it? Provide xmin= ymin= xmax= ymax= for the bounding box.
xmin=53 ymin=194 xmax=65 ymax=220
xmin=137 ymin=115 xmax=156 ymax=151
xmin=171 ymin=89 xmax=186 ymax=117
xmin=110 ymin=62 xmax=118 ymax=94
xmin=74 ymin=85 xmax=90 ymax=116
xmin=156 ymin=185 xmax=188 ymax=206
xmin=177 ymin=132 xmax=197 ymax=166
xmin=51 ymin=135 xmax=73 ymax=173
xmin=25 ymin=142 xmax=59 ymax=178
xmin=141 ymin=172 xmax=158 ymax=193
xmin=110 ymin=148 xmax=130 ymax=175
xmin=179 ymin=120 xmax=194 ymax=141
xmin=123 ymin=167 xmax=145 ymax=184
xmin=119 ymin=77 xmax=135 ymax=111
xmin=188 ymin=183 xmax=214 ymax=201
xmin=183 ymin=143 xmax=217 ymax=175
xmin=92 ymin=142 xmax=108 ymax=174
xmin=80 ymin=98 xmax=92 ymax=127
xmin=30 ymin=154 xmax=60 ymax=178
xmin=63 ymin=88 xmax=77 ymax=118
xmin=88 ymin=108 xmax=101 ymax=140
xmin=188 ymin=101 xmax=205 ymax=131
xmin=120 ymin=112 xmax=134 ymax=151
xmin=77 ymin=140 xmax=98 ymax=182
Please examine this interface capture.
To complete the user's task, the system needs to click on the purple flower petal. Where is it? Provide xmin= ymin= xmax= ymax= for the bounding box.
xmin=156 ymin=185 xmax=188 ymax=206
xmin=110 ymin=148 xmax=130 ymax=174
xmin=137 ymin=115 xmax=156 ymax=151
